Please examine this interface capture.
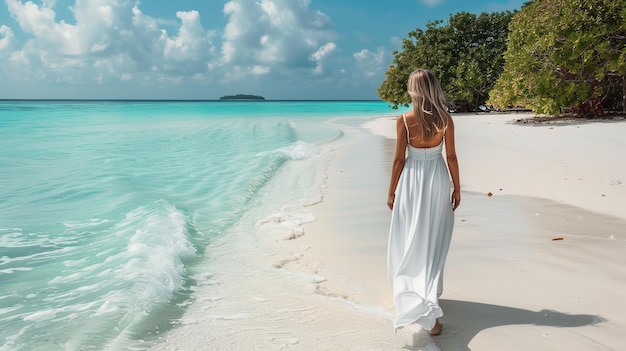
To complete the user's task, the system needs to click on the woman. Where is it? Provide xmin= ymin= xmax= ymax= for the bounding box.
xmin=387 ymin=68 xmax=460 ymax=336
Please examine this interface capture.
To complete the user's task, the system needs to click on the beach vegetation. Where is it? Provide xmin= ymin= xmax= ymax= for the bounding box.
xmin=219 ymin=94 xmax=265 ymax=100
xmin=489 ymin=0 xmax=626 ymax=116
xmin=378 ymin=11 xmax=514 ymax=111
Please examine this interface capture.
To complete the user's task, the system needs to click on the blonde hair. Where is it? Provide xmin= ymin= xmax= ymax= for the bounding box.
xmin=407 ymin=69 xmax=449 ymax=141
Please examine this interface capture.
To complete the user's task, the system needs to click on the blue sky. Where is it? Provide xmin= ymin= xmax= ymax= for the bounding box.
xmin=0 ymin=0 xmax=526 ymax=100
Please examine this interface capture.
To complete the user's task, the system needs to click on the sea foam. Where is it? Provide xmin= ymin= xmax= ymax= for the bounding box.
xmin=95 ymin=200 xmax=197 ymax=316
xmin=274 ymin=141 xmax=320 ymax=160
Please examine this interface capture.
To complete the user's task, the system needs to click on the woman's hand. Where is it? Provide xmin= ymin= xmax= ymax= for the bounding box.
xmin=451 ymin=190 xmax=461 ymax=211
xmin=387 ymin=193 xmax=395 ymax=210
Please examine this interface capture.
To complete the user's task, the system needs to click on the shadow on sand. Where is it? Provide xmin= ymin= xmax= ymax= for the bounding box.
xmin=403 ymin=300 xmax=605 ymax=351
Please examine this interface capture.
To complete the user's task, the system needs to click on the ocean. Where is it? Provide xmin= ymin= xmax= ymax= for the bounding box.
xmin=0 ymin=100 xmax=394 ymax=350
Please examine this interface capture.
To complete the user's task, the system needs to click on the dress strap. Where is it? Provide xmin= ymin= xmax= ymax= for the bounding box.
xmin=402 ymin=113 xmax=410 ymax=140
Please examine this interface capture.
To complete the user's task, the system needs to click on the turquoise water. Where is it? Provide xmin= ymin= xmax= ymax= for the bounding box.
xmin=0 ymin=100 xmax=393 ymax=350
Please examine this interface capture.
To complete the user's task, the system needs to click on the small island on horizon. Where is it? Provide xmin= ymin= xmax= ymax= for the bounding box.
xmin=219 ymin=94 xmax=265 ymax=101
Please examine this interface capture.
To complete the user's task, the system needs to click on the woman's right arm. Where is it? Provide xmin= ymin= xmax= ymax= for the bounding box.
xmin=387 ymin=116 xmax=407 ymax=210
xmin=444 ymin=115 xmax=461 ymax=210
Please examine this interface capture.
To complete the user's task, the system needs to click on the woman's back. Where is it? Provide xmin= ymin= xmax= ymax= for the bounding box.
xmin=403 ymin=111 xmax=446 ymax=149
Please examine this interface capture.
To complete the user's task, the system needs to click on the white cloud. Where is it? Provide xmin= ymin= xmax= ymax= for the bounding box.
xmin=2 ymin=0 xmax=216 ymax=85
xmin=6 ymin=0 xmax=54 ymax=36
xmin=311 ymin=42 xmax=336 ymax=61
xmin=421 ymin=0 xmax=444 ymax=6
xmin=310 ymin=42 xmax=336 ymax=74
xmin=251 ymin=65 xmax=270 ymax=75
xmin=353 ymin=47 xmax=389 ymax=78
xmin=9 ymin=49 xmax=28 ymax=66
xmin=0 ymin=0 xmax=359 ymax=98
xmin=221 ymin=0 xmax=337 ymax=77
xmin=0 ymin=25 xmax=15 ymax=54
xmin=163 ymin=11 xmax=213 ymax=61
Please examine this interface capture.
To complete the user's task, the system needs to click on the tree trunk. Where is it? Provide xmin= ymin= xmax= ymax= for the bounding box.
xmin=623 ymin=74 xmax=626 ymax=114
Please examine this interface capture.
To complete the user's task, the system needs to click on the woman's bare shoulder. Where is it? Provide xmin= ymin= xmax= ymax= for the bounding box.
xmin=445 ymin=114 xmax=455 ymax=127
xmin=394 ymin=114 xmax=404 ymax=126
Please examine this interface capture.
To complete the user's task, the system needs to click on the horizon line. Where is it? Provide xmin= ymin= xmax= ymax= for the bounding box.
xmin=0 ymin=98 xmax=386 ymax=102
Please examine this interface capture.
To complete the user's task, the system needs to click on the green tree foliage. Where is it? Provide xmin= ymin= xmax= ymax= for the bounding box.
xmin=378 ymin=11 xmax=514 ymax=110
xmin=489 ymin=0 xmax=626 ymax=115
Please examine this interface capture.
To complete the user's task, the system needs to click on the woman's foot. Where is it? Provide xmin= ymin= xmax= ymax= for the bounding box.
xmin=428 ymin=320 xmax=442 ymax=336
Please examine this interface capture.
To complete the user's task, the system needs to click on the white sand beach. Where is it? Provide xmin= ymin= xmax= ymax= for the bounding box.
xmin=149 ymin=113 xmax=626 ymax=351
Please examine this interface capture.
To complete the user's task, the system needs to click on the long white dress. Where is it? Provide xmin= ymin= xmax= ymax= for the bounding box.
xmin=387 ymin=114 xmax=454 ymax=331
